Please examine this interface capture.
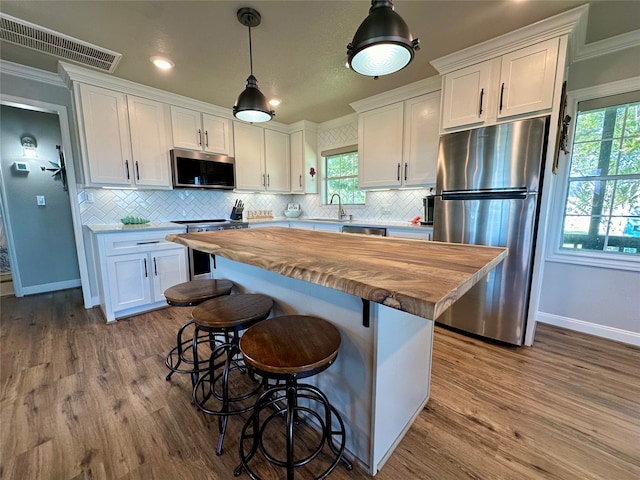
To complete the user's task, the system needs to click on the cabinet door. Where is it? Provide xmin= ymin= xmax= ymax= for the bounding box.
xmin=290 ymin=130 xmax=318 ymax=194
xmin=127 ymin=96 xmax=171 ymax=188
xmin=264 ymin=129 xmax=290 ymax=192
xmin=358 ymin=103 xmax=405 ymax=188
xmin=497 ymin=38 xmax=559 ymax=119
xmin=78 ymin=84 xmax=132 ymax=185
xmin=234 ymin=122 xmax=266 ymax=191
xmin=151 ymin=248 xmax=187 ymax=303
xmin=202 ymin=114 xmax=232 ymax=155
xmin=170 ymin=106 xmax=203 ymax=150
xmin=106 ymin=253 xmax=151 ymax=311
xmin=403 ymin=92 xmax=440 ymax=186
xmin=441 ymin=61 xmax=492 ymax=130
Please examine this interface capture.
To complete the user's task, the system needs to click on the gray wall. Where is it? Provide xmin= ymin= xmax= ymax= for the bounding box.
xmin=0 ymin=105 xmax=80 ymax=288
xmin=537 ymin=47 xmax=640 ymax=343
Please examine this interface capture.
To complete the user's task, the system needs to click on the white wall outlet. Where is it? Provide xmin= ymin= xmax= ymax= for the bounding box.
xmin=86 ymin=192 xmax=95 ymax=203
xmin=36 ymin=195 xmax=46 ymax=206
xmin=381 ymin=204 xmax=391 ymax=215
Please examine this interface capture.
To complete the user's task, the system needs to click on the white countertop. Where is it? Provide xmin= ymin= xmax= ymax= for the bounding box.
xmin=85 ymin=222 xmax=185 ymax=234
xmin=248 ymin=217 xmax=434 ymax=230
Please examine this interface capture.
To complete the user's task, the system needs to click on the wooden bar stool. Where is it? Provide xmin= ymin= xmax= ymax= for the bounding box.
xmin=234 ymin=315 xmax=353 ymax=480
xmin=191 ymin=293 xmax=274 ymax=456
xmin=164 ymin=279 xmax=233 ymax=381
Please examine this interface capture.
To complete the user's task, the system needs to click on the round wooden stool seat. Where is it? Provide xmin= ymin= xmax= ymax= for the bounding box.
xmin=164 ymin=279 xmax=233 ymax=382
xmin=164 ymin=278 xmax=233 ymax=306
xmin=192 ymin=294 xmax=274 ymax=331
xmin=240 ymin=315 xmax=341 ymax=379
xmin=234 ymin=315 xmax=352 ymax=479
xmin=191 ymin=293 xmax=274 ymax=456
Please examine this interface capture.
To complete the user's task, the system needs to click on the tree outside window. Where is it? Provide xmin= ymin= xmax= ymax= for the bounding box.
xmin=324 ymin=150 xmax=365 ymax=204
xmin=561 ymin=100 xmax=640 ymax=254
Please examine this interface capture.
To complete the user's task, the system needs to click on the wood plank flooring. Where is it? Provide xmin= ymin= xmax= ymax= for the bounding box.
xmin=1 ymin=288 xmax=638 ymax=479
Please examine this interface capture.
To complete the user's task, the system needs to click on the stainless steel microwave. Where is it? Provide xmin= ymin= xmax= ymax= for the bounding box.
xmin=170 ymin=148 xmax=236 ymax=189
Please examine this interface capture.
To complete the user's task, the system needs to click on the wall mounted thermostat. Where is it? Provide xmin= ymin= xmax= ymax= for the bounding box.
xmin=13 ymin=161 xmax=30 ymax=172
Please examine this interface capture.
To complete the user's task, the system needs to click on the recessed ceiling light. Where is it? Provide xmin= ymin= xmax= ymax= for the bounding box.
xmin=150 ymin=56 xmax=174 ymax=70
xmin=269 ymin=99 xmax=281 ymax=107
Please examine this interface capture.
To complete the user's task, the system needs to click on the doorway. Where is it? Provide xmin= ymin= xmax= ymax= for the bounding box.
xmin=0 ymin=100 xmax=87 ymax=301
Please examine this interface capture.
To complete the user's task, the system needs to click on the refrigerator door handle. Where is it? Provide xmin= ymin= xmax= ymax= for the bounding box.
xmin=442 ymin=187 xmax=529 ymax=200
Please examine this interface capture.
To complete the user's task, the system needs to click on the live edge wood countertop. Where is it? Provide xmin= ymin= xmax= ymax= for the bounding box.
xmin=166 ymin=227 xmax=507 ymax=321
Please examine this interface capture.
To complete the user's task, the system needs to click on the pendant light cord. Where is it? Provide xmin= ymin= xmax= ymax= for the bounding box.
xmin=247 ymin=23 xmax=254 ymax=76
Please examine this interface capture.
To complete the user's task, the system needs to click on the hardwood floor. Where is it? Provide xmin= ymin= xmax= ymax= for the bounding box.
xmin=1 ymin=288 xmax=638 ymax=479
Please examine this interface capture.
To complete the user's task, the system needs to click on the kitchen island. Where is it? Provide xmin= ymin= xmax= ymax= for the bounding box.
xmin=166 ymin=227 xmax=507 ymax=474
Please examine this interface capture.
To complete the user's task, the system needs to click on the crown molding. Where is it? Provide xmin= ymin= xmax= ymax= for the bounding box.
xmin=349 ymin=75 xmax=442 ymax=113
xmin=288 ymin=120 xmax=319 ymax=133
xmin=431 ymin=4 xmax=588 ymax=74
xmin=573 ymin=29 xmax=640 ymax=63
xmin=0 ymin=60 xmax=66 ymax=87
xmin=318 ymin=113 xmax=358 ymax=131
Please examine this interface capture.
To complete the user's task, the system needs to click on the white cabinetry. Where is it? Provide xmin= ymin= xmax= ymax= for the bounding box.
xmin=264 ymin=129 xmax=290 ymax=192
xmin=76 ymin=83 xmax=172 ymax=188
xmin=440 ymin=38 xmax=559 ymax=131
xmin=170 ymin=106 xmax=233 ymax=155
xmin=358 ymin=92 xmax=440 ymax=189
xmin=234 ymin=122 xmax=290 ymax=193
xmin=290 ymin=127 xmax=318 ymax=194
xmin=92 ymin=228 xmax=187 ymax=322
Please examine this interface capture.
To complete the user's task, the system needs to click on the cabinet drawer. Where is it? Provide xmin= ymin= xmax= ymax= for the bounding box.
xmin=102 ymin=231 xmax=184 ymax=256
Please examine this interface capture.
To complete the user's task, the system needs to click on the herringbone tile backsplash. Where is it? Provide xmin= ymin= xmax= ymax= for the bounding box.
xmin=79 ymin=119 xmax=434 ymax=225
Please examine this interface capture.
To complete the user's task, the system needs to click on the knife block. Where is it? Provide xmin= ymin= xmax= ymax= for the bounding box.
xmin=230 ymin=207 xmax=244 ymax=220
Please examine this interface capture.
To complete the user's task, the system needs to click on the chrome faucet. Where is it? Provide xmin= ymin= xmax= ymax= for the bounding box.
xmin=329 ymin=193 xmax=347 ymax=220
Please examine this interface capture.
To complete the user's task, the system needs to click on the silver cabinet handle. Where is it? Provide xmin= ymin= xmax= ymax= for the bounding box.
xmin=198 ymin=129 xmax=202 ymax=146
xmin=499 ymin=83 xmax=505 ymax=112
xmin=205 ymin=130 xmax=209 ymax=147
xmin=136 ymin=240 xmax=160 ymax=245
xmin=404 ymin=162 xmax=408 ymax=181
xmin=479 ymin=88 xmax=484 ymax=115
xmin=153 ymin=257 xmax=158 ymax=276
xmin=143 ymin=258 xmax=148 ymax=278
xmin=299 ymin=174 xmax=302 ymax=188
xmin=267 ymin=174 xmax=270 ymax=187
xmin=135 ymin=161 xmax=140 ymax=181
xmin=397 ymin=163 xmax=401 ymax=181
xmin=125 ymin=160 xmax=130 ymax=180
xmin=262 ymin=174 xmax=266 ymax=186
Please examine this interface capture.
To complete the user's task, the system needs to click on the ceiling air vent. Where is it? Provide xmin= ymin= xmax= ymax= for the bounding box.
xmin=0 ymin=13 xmax=122 ymax=73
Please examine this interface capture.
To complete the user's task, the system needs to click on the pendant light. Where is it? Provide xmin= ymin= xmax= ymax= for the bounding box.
xmin=347 ymin=0 xmax=420 ymax=77
xmin=233 ymin=7 xmax=274 ymax=123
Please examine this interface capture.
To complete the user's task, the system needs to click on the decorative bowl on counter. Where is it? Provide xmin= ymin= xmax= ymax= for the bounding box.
xmin=284 ymin=209 xmax=302 ymax=218
xmin=121 ymin=216 xmax=150 ymax=225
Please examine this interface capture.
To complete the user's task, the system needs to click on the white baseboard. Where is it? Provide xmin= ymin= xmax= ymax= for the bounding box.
xmin=537 ymin=312 xmax=640 ymax=347
xmin=21 ymin=279 xmax=82 ymax=296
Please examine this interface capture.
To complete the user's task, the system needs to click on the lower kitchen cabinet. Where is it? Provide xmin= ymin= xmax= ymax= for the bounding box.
xmin=387 ymin=228 xmax=432 ymax=241
xmin=90 ymin=227 xmax=187 ymax=322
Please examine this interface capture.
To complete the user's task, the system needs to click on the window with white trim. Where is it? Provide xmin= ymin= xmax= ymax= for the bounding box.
xmin=560 ymin=94 xmax=640 ymax=255
xmin=322 ymin=146 xmax=365 ymax=205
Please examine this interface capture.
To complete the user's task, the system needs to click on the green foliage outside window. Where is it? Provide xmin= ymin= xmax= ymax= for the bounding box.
xmin=324 ymin=151 xmax=365 ymax=204
xmin=562 ymin=101 xmax=640 ymax=254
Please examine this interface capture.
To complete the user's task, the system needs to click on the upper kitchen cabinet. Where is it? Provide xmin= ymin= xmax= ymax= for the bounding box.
xmin=432 ymin=6 xmax=586 ymax=133
xmin=170 ymin=106 xmax=233 ymax=156
xmin=76 ymin=84 xmax=172 ymax=188
xmin=354 ymin=84 xmax=441 ymax=189
xmin=440 ymin=38 xmax=559 ymax=130
xmin=234 ymin=123 xmax=290 ymax=193
xmin=290 ymin=123 xmax=318 ymax=194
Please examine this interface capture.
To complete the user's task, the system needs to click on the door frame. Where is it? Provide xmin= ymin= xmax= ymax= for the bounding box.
xmin=0 ymin=95 xmax=91 ymax=307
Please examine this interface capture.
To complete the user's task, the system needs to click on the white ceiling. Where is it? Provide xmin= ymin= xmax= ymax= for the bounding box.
xmin=1 ymin=1 xmax=639 ymax=124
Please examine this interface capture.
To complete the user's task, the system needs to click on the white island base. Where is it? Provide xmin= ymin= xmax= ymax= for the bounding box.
xmin=213 ymin=256 xmax=433 ymax=475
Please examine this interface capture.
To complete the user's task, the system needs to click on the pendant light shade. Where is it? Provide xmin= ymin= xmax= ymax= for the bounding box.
xmin=233 ymin=8 xmax=274 ymax=123
xmin=347 ymin=0 xmax=419 ymax=77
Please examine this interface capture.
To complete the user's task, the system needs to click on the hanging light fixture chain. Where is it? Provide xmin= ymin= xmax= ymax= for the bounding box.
xmin=248 ymin=22 xmax=253 ymax=76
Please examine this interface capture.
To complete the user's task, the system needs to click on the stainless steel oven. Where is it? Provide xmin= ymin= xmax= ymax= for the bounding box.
xmin=171 ymin=219 xmax=248 ymax=279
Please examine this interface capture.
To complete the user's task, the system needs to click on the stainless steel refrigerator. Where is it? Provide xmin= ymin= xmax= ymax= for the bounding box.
xmin=433 ymin=116 xmax=550 ymax=345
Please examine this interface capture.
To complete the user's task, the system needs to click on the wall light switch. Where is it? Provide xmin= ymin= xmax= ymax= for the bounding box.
xmin=36 ymin=195 xmax=46 ymax=206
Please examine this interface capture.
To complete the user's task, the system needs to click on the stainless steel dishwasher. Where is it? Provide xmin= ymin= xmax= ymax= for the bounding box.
xmin=341 ymin=225 xmax=387 ymax=236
